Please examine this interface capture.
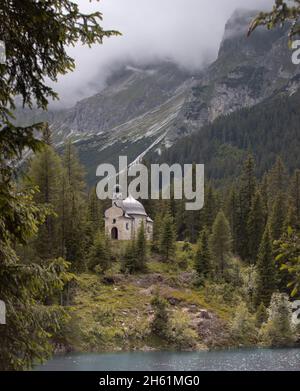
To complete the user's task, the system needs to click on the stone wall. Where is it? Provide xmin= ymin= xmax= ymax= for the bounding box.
xmin=105 ymin=206 xmax=153 ymax=241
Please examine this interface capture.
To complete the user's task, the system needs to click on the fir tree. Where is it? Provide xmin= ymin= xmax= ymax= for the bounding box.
xmin=135 ymin=222 xmax=148 ymax=272
xmin=194 ymin=228 xmax=212 ymax=281
xmin=25 ymin=144 xmax=63 ymax=260
xmin=247 ymin=191 xmax=266 ymax=263
xmin=61 ymin=141 xmax=87 ymax=270
xmin=151 ymin=293 xmax=170 ymax=340
xmin=152 ymin=212 xmax=163 ymax=253
xmin=202 ymin=185 xmax=218 ymax=232
xmin=237 ymin=156 xmax=256 ymax=260
xmin=269 ymin=192 xmax=286 ymax=241
xmin=88 ymin=231 xmax=112 ymax=273
xmin=209 ymin=210 xmax=232 ymax=280
xmin=288 ymin=169 xmax=300 ymax=229
xmin=87 ymin=187 xmax=104 ymax=233
xmin=267 ymin=157 xmax=288 ymax=205
xmin=122 ymin=239 xmax=137 ymax=274
xmin=225 ymin=186 xmax=239 ymax=254
xmin=255 ymin=226 xmax=276 ymax=307
xmin=0 ymin=0 xmax=117 ymax=370
xmin=160 ymin=212 xmax=176 ymax=262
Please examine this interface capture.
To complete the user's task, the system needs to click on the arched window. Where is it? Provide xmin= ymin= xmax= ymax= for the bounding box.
xmin=126 ymin=223 xmax=129 ymax=230
xmin=113 ymin=218 xmax=116 ymax=224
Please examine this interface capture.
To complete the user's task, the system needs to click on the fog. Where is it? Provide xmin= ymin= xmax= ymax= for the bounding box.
xmin=51 ymin=0 xmax=273 ymax=108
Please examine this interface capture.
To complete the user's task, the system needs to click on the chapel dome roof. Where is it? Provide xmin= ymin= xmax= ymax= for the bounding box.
xmin=122 ymin=195 xmax=147 ymax=216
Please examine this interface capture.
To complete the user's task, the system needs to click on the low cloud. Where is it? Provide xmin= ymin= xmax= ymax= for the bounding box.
xmin=51 ymin=0 xmax=273 ymax=108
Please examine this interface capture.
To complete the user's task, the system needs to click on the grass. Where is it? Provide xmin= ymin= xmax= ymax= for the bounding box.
xmin=60 ymin=243 xmax=239 ymax=353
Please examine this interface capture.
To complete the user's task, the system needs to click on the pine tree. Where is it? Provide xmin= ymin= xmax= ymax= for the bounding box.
xmin=135 ymin=222 xmax=148 ymax=272
xmin=0 ymin=0 xmax=117 ymax=370
xmin=237 ymin=156 xmax=257 ymax=260
xmin=269 ymin=192 xmax=286 ymax=241
xmin=225 ymin=186 xmax=239 ymax=254
xmin=267 ymin=157 xmax=288 ymax=205
xmin=201 ymin=185 xmax=218 ymax=232
xmin=151 ymin=293 xmax=170 ymax=340
xmin=60 ymin=141 xmax=87 ymax=270
xmin=25 ymin=144 xmax=63 ymax=260
xmin=87 ymin=187 xmax=104 ymax=233
xmin=255 ymin=226 xmax=276 ymax=307
xmin=152 ymin=212 xmax=163 ymax=253
xmin=194 ymin=228 xmax=211 ymax=281
xmin=247 ymin=191 xmax=266 ymax=263
xmin=288 ymin=169 xmax=300 ymax=229
xmin=284 ymin=201 xmax=298 ymax=231
xmin=159 ymin=212 xmax=176 ymax=262
xmin=209 ymin=210 xmax=232 ymax=280
xmin=87 ymin=231 xmax=111 ymax=273
xmin=122 ymin=239 xmax=137 ymax=274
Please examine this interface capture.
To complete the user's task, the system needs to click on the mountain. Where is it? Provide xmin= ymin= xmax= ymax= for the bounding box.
xmin=160 ymin=88 xmax=300 ymax=185
xmin=15 ymin=9 xmax=300 ymax=185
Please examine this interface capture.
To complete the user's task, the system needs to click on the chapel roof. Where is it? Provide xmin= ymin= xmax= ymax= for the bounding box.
xmin=121 ymin=195 xmax=148 ymax=217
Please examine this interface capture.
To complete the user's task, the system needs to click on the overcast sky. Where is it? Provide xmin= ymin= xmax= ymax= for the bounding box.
xmin=52 ymin=0 xmax=273 ymax=107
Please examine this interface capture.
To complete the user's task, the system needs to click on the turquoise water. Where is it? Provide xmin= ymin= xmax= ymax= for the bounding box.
xmin=35 ymin=348 xmax=300 ymax=371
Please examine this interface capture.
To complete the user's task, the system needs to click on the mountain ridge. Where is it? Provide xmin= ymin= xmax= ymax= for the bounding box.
xmin=15 ymin=9 xmax=300 ymax=185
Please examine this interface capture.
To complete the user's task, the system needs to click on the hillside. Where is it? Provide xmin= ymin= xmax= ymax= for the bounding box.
xmin=55 ymin=243 xmax=239 ymax=353
xmin=160 ymin=88 xmax=300 ymax=183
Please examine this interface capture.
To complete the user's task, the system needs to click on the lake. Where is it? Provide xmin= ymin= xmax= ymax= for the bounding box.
xmin=35 ymin=348 xmax=300 ymax=371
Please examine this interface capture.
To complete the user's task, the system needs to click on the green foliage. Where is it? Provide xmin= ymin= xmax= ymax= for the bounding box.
xmin=0 ymin=186 xmax=72 ymax=370
xmin=288 ymin=170 xmax=300 ymax=230
xmin=61 ymin=141 xmax=88 ymax=271
xmin=87 ymin=187 xmax=104 ymax=233
xmin=88 ymin=231 xmax=112 ymax=274
xmin=249 ymin=1 xmax=300 ymax=41
xmin=194 ymin=228 xmax=212 ymax=282
xmin=275 ymin=228 xmax=300 ymax=297
xmin=25 ymin=144 xmax=63 ymax=260
xmin=209 ymin=211 xmax=232 ymax=280
xmin=255 ymin=302 xmax=268 ymax=328
xmin=237 ymin=156 xmax=257 ymax=261
xmin=121 ymin=223 xmax=148 ymax=274
xmin=135 ymin=222 xmax=148 ymax=272
xmin=150 ymin=293 xmax=170 ymax=340
xmin=260 ymin=293 xmax=296 ymax=347
xmin=269 ymin=192 xmax=286 ymax=241
xmin=152 ymin=212 xmax=163 ymax=252
xmin=121 ymin=240 xmax=137 ymax=275
xmin=162 ymin=91 xmax=300 ymax=182
xmin=159 ymin=212 xmax=176 ymax=261
xmin=0 ymin=0 xmax=117 ymax=369
xmin=241 ymin=266 xmax=257 ymax=309
xmin=0 ymin=0 xmax=119 ymax=117
xmin=230 ymin=302 xmax=257 ymax=345
xmin=255 ymin=226 xmax=277 ymax=307
xmin=247 ymin=191 xmax=266 ymax=262
xmin=168 ymin=310 xmax=198 ymax=350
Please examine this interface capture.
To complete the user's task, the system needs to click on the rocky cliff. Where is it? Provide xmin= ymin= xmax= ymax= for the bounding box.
xmin=16 ymin=9 xmax=300 ymax=184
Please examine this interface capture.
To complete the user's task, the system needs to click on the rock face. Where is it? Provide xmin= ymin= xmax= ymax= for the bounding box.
xmin=16 ymin=9 xmax=300 ymax=184
xmin=171 ymin=10 xmax=297 ymax=141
